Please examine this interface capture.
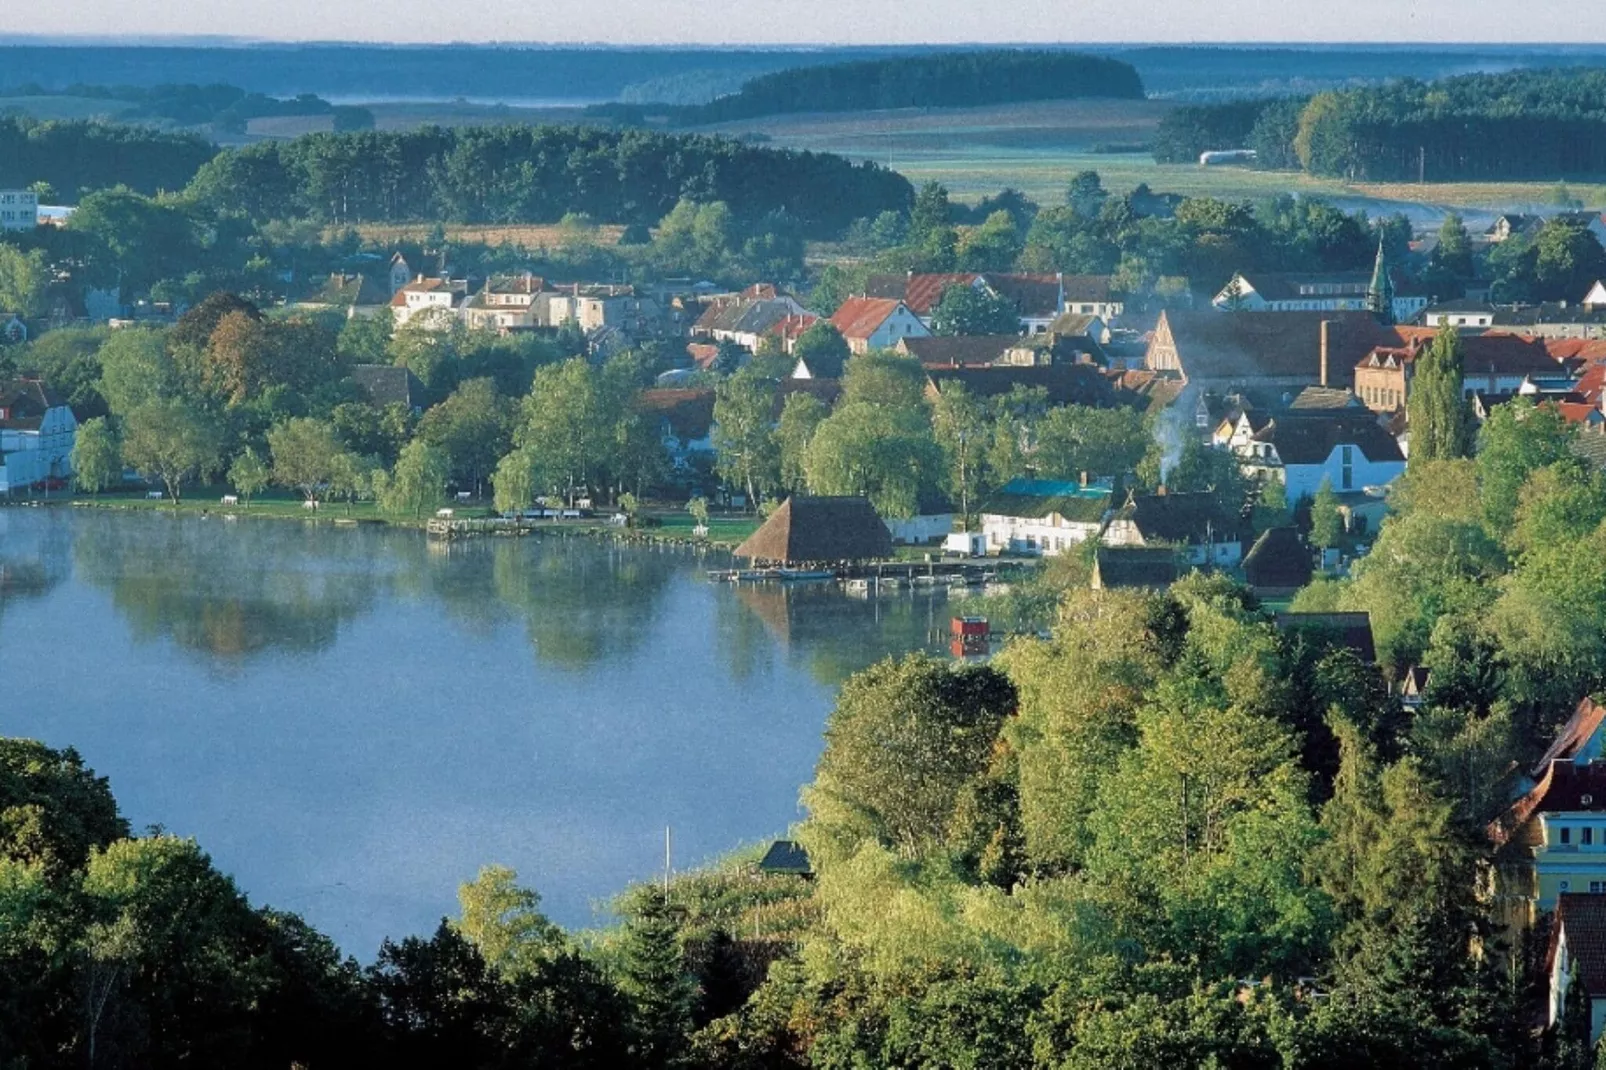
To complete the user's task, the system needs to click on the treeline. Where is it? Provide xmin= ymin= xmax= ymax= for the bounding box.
xmin=0 ymin=81 xmax=374 ymax=133
xmin=0 ymin=116 xmax=217 ymax=197
xmin=589 ymin=50 xmax=1145 ymax=127
xmin=184 ymin=125 xmax=913 ymax=235
xmin=1158 ymin=68 xmax=1606 ymax=180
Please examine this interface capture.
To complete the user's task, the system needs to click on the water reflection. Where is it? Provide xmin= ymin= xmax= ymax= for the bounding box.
xmin=0 ymin=509 xmax=69 ymax=623
xmin=727 ymin=581 xmax=950 ymax=686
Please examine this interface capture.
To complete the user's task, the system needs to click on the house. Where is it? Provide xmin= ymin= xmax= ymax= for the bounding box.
xmin=735 ymin=497 xmax=891 ymax=564
xmin=387 ymin=253 xmax=412 ymax=296
xmin=0 ymin=189 xmax=39 ymax=232
xmin=1145 ymin=310 xmax=1392 ymax=392
xmin=1490 ymin=304 xmax=1606 ymax=341
xmin=1490 ymin=758 xmax=1606 ymax=933
xmin=882 ymin=502 xmax=955 ymax=546
xmin=637 ymin=388 xmax=716 ymax=473
xmin=1235 ymin=412 xmax=1406 ymax=501
xmin=1548 ymin=894 xmax=1606 ymax=1044
xmin=390 ymin=276 xmax=471 ymax=329
xmin=923 ymin=363 xmax=1114 ymax=409
xmin=0 ymin=378 xmax=77 ymax=494
xmin=0 ymin=314 xmax=26 ymax=345
xmin=295 ymin=273 xmax=391 ymax=317
xmin=863 ymin=272 xmax=1088 ymax=333
xmin=1586 ymin=281 xmax=1606 ymax=312
xmin=1211 ymin=264 xmax=1429 ymax=324
xmin=349 ymin=365 xmax=424 ymax=414
xmin=1092 ymin=547 xmax=1183 ymax=590
xmin=547 ymin=285 xmax=663 ymax=336
xmin=1353 ymin=332 xmax=1566 ymax=414
xmin=1272 ymin=612 xmax=1377 ymax=662
xmin=898 ymin=335 xmax=1021 ymax=368
xmin=757 ymin=840 xmax=812 ymax=878
xmin=461 ymin=274 xmax=548 ymax=331
xmin=1398 ymin=666 xmax=1431 ymax=710
xmin=977 ymin=476 xmax=1115 ymax=557
xmin=1102 ymin=489 xmax=1247 ymax=567
xmin=828 ymin=297 xmax=929 ymax=355
xmin=1423 ymin=299 xmax=1497 ymax=330
xmin=1485 ymin=214 xmax=1543 ymax=244
xmin=695 ymin=294 xmax=809 ymax=350
xmin=790 ymin=343 xmax=847 ymax=380
xmin=1061 ymin=275 xmax=1124 ymax=321
xmin=1242 ymin=526 xmax=1314 ymax=598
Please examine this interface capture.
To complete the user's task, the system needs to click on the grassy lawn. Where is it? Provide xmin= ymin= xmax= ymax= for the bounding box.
xmin=651 ymin=511 xmax=760 ymax=545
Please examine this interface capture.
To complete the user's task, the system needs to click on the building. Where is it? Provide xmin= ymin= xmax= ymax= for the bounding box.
xmin=1092 ymin=547 xmax=1183 ymax=590
xmin=1548 ymin=894 xmax=1606 ymax=1044
xmin=0 ymin=378 xmax=77 ymax=494
xmin=1146 ymin=310 xmax=1392 ymax=393
xmin=461 ymin=274 xmax=548 ymax=331
xmin=1211 ymin=253 xmax=1429 ymax=325
xmin=1423 ymin=300 xmax=1497 ymax=330
xmin=0 ymin=190 xmax=39 ymax=232
xmin=1102 ymin=489 xmax=1247 ymax=567
xmin=977 ymin=477 xmax=1116 ymax=557
xmin=734 ymin=497 xmax=892 ymax=564
xmin=1490 ymin=304 xmax=1606 ymax=341
xmin=922 ymin=363 xmax=1113 ymax=409
xmin=695 ymin=296 xmax=810 ymax=351
xmin=637 ymin=388 xmax=716 ymax=474
xmin=1242 ymin=526 xmax=1314 ymax=598
xmin=295 ymin=273 xmax=391 ymax=318
xmin=1061 ymin=276 xmax=1124 ymax=321
xmin=1486 ymin=214 xmax=1542 ymax=244
xmin=828 ymin=297 xmax=929 ymax=355
xmin=1488 ymin=700 xmax=1606 ymax=932
xmin=1235 ymin=412 xmax=1406 ymax=501
xmin=1353 ymin=332 xmax=1567 ymax=414
xmin=1272 ymin=612 xmax=1377 ymax=662
xmin=864 ymin=272 xmax=1098 ymax=333
xmin=898 ymin=335 xmax=1021 ymax=368
xmin=387 ymin=253 xmax=412 ymax=296
xmin=390 ymin=276 xmax=471 ymax=329
xmin=349 ymin=365 xmax=424 ymax=414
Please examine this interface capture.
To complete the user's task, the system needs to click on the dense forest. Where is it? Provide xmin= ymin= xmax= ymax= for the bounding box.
xmin=0 ymin=82 xmax=374 ymax=133
xmin=184 ymin=126 xmax=913 ymax=234
xmin=1156 ymin=68 xmax=1606 ymax=180
xmin=0 ymin=117 xmax=217 ymax=198
xmin=589 ymin=51 xmax=1145 ymax=127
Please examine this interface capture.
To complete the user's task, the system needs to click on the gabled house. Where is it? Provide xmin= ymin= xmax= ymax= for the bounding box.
xmin=864 ymin=272 xmax=1093 ymax=333
xmin=390 ymin=276 xmax=471 ymax=329
xmin=1490 ymin=757 xmax=1606 ymax=933
xmin=1235 ymin=412 xmax=1406 ymax=501
xmin=1423 ymin=299 xmax=1497 ymax=330
xmin=977 ymin=477 xmax=1116 ymax=557
xmin=1486 ymin=214 xmax=1543 ymax=244
xmin=1242 ymin=526 xmax=1313 ymax=597
xmin=388 ymin=253 xmax=412 ymax=296
xmin=295 ymin=273 xmax=391 ymax=317
xmin=1211 ymin=267 xmax=1429 ymax=325
xmin=1102 ymin=489 xmax=1247 ymax=567
xmin=461 ymin=274 xmax=548 ymax=331
xmin=922 ymin=363 xmax=1113 ymax=408
xmin=637 ymin=388 xmax=717 ymax=474
xmin=898 ymin=335 xmax=1021 ymax=368
xmin=349 ymin=365 xmax=424 ymax=415
xmin=1586 ymin=281 xmax=1606 ymax=312
xmin=1548 ymin=894 xmax=1606 ymax=1044
xmin=1145 ymin=310 xmax=1392 ymax=392
xmin=1092 ymin=547 xmax=1182 ymax=590
xmin=0 ymin=377 xmax=77 ymax=494
xmin=1353 ymin=332 xmax=1566 ymax=414
xmin=828 ymin=297 xmax=928 ymax=355
xmin=1061 ymin=275 xmax=1124 ymax=321
xmin=695 ymin=294 xmax=809 ymax=350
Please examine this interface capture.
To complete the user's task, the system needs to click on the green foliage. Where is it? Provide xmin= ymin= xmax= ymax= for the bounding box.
xmin=71 ymin=416 xmax=121 ymax=494
xmin=776 ymin=391 xmax=827 ymax=495
xmin=1407 ymin=326 xmax=1474 ymax=469
xmin=267 ymin=417 xmax=345 ymax=501
xmin=617 ymin=889 xmax=695 ymax=1070
xmin=1309 ymin=478 xmax=1343 ymax=550
xmin=0 ymin=244 xmax=49 ymax=320
xmin=803 ymin=402 xmax=942 ymax=519
xmin=119 ymin=398 xmax=223 ymax=502
xmin=930 ymin=283 xmax=1020 ymax=337
xmin=712 ymin=368 xmax=780 ymax=508
xmin=417 ymin=377 xmax=514 ymax=494
xmin=1034 ymin=404 xmax=1149 ymax=483
xmin=1476 ymin=398 xmax=1577 ymax=534
xmin=492 ymin=448 xmax=536 ymax=517
xmin=379 ymin=439 xmax=448 ymax=519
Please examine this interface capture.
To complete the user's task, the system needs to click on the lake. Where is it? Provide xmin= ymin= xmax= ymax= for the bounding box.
xmin=0 ymin=507 xmax=952 ymax=954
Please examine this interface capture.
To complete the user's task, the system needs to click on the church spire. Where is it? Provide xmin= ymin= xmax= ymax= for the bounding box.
xmin=1368 ymin=237 xmax=1395 ymax=326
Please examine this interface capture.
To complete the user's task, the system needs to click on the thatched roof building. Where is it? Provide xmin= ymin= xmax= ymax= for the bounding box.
xmin=734 ymin=497 xmax=892 ymax=564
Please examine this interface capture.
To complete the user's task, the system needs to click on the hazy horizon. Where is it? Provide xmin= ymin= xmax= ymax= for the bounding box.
xmin=6 ymin=0 xmax=1602 ymax=48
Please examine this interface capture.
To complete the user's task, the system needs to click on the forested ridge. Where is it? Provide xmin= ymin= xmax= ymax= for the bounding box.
xmin=588 ymin=51 xmax=1146 ymax=127
xmin=1155 ymin=68 xmax=1606 ymax=180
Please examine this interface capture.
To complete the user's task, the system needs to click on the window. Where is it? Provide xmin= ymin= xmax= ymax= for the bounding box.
xmin=1593 ymin=882 xmax=1605 ymax=894
xmin=1562 ymin=880 xmax=1572 ymax=891
xmin=1587 ymin=827 xmax=1596 ymax=846
xmin=1563 ymin=827 xmax=1573 ymax=844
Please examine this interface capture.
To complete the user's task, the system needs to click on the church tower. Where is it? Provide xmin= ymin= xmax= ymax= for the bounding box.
xmin=1367 ymin=238 xmax=1395 ymax=326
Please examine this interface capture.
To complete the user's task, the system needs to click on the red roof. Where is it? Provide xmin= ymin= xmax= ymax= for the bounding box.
xmin=1535 ymin=699 xmax=1606 ymax=776
xmin=1558 ymin=401 xmax=1602 ymax=425
xmin=1490 ymin=760 xmax=1606 ymax=847
xmin=829 ymin=297 xmax=904 ymax=341
xmin=865 ymin=273 xmax=978 ymax=316
xmin=687 ymin=343 xmax=720 ymax=371
xmin=766 ymin=313 xmax=819 ymax=342
xmin=1357 ymin=331 xmax=1564 ymax=379
xmin=1551 ymin=894 xmax=1606 ymax=997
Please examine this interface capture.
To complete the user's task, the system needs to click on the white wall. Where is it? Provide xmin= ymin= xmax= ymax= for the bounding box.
xmin=885 ymin=514 xmax=954 ymax=545
xmin=1269 ymin=446 xmax=1403 ymax=502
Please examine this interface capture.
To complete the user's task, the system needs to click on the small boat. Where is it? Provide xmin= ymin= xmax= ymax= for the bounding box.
xmin=776 ymin=568 xmax=834 ymax=582
xmin=844 ymin=578 xmax=872 ymax=595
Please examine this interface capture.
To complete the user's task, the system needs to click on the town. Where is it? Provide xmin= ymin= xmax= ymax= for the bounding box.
xmin=10 ymin=40 xmax=1606 ymax=1070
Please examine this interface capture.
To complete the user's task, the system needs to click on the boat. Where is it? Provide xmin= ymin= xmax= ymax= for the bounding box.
xmin=844 ymin=578 xmax=872 ymax=595
xmin=776 ymin=568 xmax=835 ymax=582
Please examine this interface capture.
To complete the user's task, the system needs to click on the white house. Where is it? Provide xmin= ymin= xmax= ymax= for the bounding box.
xmin=1235 ymin=413 xmax=1406 ymax=502
xmin=1213 ymin=269 xmax=1428 ymax=325
xmin=390 ymin=276 xmax=470 ymax=329
xmin=828 ymin=297 xmax=929 ymax=355
xmin=461 ymin=274 xmax=547 ymax=331
xmin=977 ymin=477 xmax=1115 ymax=557
xmin=1101 ymin=489 xmax=1246 ymax=567
xmin=1423 ymin=300 xmax=1497 ymax=329
xmin=883 ymin=512 xmax=955 ymax=546
xmin=0 ymin=378 xmax=77 ymax=494
xmin=0 ymin=190 xmax=39 ymax=232
xmin=1549 ymin=894 xmax=1606 ymax=1044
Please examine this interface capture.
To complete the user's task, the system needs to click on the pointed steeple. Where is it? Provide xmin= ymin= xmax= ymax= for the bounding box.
xmin=1367 ymin=238 xmax=1395 ymax=326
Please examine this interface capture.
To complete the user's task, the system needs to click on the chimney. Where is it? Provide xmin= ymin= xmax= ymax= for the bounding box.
xmin=1155 ymin=484 xmax=1167 ymax=496
xmin=1320 ymin=319 xmax=1333 ymax=387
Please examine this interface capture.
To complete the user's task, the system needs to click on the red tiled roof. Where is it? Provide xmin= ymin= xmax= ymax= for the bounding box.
xmin=1558 ymin=402 xmax=1602 ymax=425
xmin=1490 ymin=760 xmax=1606 ymax=847
xmin=687 ymin=343 xmax=720 ymax=371
xmin=829 ymin=297 xmax=904 ymax=341
xmin=1535 ymin=700 xmax=1606 ymax=776
xmin=1551 ymin=894 xmax=1606 ymax=997
xmin=766 ymin=313 xmax=819 ymax=341
xmin=865 ymin=273 xmax=978 ymax=316
xmin=638 ymin=388 xmax=716 ymax=442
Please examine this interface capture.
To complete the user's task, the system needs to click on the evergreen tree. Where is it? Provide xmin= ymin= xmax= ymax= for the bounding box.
xmin=618 ymin=889 xmax=694 ymax=1070
xmin=1310 ymin=478 xmax=1344 ymax=550
xmin=1407 ymin=326 xmax=1474 ymax=469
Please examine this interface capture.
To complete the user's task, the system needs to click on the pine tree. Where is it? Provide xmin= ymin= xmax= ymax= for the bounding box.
xmin=617 ymin=889 xmax=694 ymax=1069
xmin=1407 ymin=325 xmax=1473 ymax=469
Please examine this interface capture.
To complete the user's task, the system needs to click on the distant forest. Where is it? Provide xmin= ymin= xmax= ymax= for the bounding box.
xmin=1153 ymin=68 xmax=1606 ymax=180
xmin=0 ymin=116 xmax=217 ymax=196
xmin=0 ymin=82 xmax=373 ymax=133
xmin=589 ymin=51 xmax=1146 ymax=127
xmin=185 ymin=126 xmax=913 ymax=234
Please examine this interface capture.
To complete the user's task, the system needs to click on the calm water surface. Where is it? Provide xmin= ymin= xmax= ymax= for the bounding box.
xmin=0 ymin=508 xmax=950 ymax=953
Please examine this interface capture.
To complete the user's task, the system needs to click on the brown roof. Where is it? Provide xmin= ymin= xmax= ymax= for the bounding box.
xmin=1490 ymin=760 xmax=1606 ymax=848
xmin=1093 ymin=547 xmax=1182 ymax=590
xmin=1358 ymin=331 xmax=1564 ymax=380
xmin=986 ymin=274 xmax=1063 ymax=318
xmin=865 ymin=273 xmax=977 ymax=316
xmin=829 ymin=297 xmax=905 ymax=342
xmin=1534 ymin=699 xmax=1606 ymax=778
xmin=1154 ymin=310 xmax=1391 ymax=387
xmin=1552 ymin=895 xmax=1606 ymax=998
xmin=389 ymin=277 xmax=469 ymax=308
xmin=734 ymin=497 xmax=892 ymax=564
xmin=638 ymin=388 xmax=716 ymax=442
xmin=1118 ymin=490 xmax=1248 ymax=546
xmin=866 ymin=272 xmax=1068 ymax=319
xmin=0 ymin=377 xmax=65 ymax=429
xmin=779 ymin=378 xmax=842 ymax=410
xmin=1243 ymin=526 xmax=1314 ymax=590
xmin=899 ymin=335 xmax=1019 ymax=368
xmin=300 ymin=272 xmax=388 ymax=307
xmin=1061 ymin=275 xmax=1115 ymax=304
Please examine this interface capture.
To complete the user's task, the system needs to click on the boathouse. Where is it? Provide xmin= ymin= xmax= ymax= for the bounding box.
xmin=734 ymin=496 xmax=892 ymax=565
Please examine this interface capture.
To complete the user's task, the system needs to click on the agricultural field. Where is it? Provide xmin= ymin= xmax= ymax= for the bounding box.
xmin=343 ymin=222 xmax=626 ymax=248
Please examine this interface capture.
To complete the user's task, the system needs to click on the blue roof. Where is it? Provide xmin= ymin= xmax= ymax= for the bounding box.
xmin=999 ymin=477 xmax=1112 ymax=499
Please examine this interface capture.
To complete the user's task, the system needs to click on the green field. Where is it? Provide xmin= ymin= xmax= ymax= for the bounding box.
xmin=0 ymin=95 xmax=136 ymax=122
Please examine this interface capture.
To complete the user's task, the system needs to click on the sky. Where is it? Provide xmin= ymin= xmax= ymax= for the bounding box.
xmin=12 ymin=0 xmax=1603 ymax=47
